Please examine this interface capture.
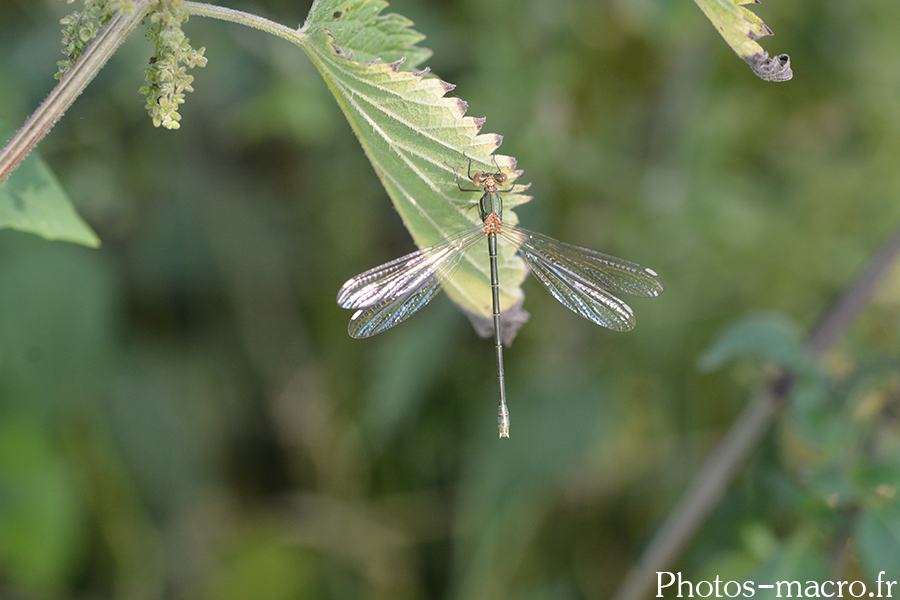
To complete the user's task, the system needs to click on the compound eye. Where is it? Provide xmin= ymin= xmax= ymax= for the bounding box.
xmin=496 ymin=173 xmax=508 ymax=184
xmin=473 ymin=173 xmax=484 ymax=185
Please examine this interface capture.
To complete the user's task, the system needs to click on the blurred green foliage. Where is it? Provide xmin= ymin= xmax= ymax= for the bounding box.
xmin=2 ymin=0 xmax=900 ymax=599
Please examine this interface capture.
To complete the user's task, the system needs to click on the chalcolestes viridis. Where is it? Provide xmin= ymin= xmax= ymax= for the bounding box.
xmin=337 ymin=159 xmax=663 ymax=438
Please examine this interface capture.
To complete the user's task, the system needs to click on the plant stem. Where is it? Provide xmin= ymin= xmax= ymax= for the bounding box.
xmin=182 ymin=2 xmax=308 ymax=45
xmin=0 ymin=1 xmax=308 ymax=187
xmin=0 ymin=1 xmax=153 ymax=186
xmin=611 ymin=225 xmax=900 ymax=600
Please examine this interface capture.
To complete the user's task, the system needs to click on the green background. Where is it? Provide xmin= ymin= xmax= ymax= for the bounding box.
xmin=2 ymin=0 xmax=900 ymax=598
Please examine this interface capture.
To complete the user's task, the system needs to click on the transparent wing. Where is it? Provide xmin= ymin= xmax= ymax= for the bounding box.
xmin=337 ymin=225 xmax=484 ymax=338
xmin=500 ymin=224 xmax=663 ymax=331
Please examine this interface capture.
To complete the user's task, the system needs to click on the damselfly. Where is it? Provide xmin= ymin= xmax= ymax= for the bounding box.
xmin=337 ymin=159 xmax=663 ymax=438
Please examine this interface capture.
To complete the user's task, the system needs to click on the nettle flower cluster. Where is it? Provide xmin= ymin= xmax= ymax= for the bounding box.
xmin=56 ymin=0 xmax=129 ymax=76
xmin=138 ymin=5 xmax=208 ymax=129
xmin=58 ymin=0 xmax=207 ymax=130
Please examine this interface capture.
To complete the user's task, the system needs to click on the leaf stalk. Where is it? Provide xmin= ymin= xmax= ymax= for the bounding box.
xmin=182 ymin=2 xmax=307 ymax=45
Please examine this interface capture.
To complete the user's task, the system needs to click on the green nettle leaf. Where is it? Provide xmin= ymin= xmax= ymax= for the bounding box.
xmin=693 ymin=0 xmax=792 ymax=82
xmin=297 ymin=0 xmax=530 ymax=330
xmin=0 ymin=126 xmax=100 ymax=248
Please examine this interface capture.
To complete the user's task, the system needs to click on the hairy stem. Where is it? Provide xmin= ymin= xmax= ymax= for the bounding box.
xmin=0 ymin=1 xmax=152 ymax=186
xmin=612 ymin=225 xmax=900 ymax=600
xmin=182 ymin=1 xmax=307 ymax=45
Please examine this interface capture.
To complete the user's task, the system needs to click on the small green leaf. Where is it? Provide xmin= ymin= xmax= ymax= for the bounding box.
xmin=298 ymin=0 xmax=530 ymax=326
xmin=694 ymin=0 xmax=792 ymax=82
xmin=855 ymin=506 xmax=900 ymax=583
xmin=699 ymin=314 xmax=836 ymax=444
xmin=748 ymin=527 xmax=827 ymax=591
xmin=698 ymin=314 xmax=810 ymax=373
xmin=0 ymin=126 xmax=100 ymax=247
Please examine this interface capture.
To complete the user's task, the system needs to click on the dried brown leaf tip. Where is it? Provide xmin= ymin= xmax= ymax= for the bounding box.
xmin=747 ymin=51 xmax=792 ymax=82
xmin=694 ymin=0 xmax=792 ymax=82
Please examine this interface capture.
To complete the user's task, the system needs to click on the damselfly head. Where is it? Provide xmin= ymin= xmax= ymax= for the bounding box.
xmin=473 ymin=171 xmax=506 ymax=191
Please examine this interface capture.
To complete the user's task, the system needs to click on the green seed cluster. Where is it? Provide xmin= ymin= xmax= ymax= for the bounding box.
xmin=57 ymin=0 xmax=206 ymax=130
xmin=138 ymin=3 xmax=208 ymax=129
xmin=56 ymin=0 xmax=122 ymax=79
